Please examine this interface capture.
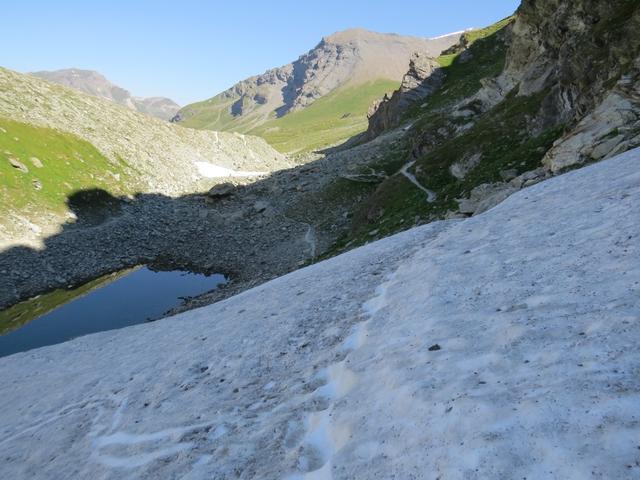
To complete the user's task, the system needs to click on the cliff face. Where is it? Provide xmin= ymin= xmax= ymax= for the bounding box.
xmin=366 ymin=52 xmax=444 ymax=139
xmin=506 ymin=0 xmax=639 ymax=104
xmin=505 ymin=0 xmax=640 ymax=170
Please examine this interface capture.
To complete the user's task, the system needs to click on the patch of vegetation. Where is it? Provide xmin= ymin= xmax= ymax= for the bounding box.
xmin=409 ymin=19 xmax=513 ymax=120
xmin=251 ymin=80 xmax=400 ymax=154
xmin=437 ymin=54 xmax=458 ymax=68
xmin=0 ymin=118 xmax=130 ymax=230
xmin=177 ymin=95 xmax=255 ymax=133
xmin=178 ymin=79 xmax=400 ymax=154
xmin=315 ymin=140 xmax=413 ymax=259
xmin=593 ymin=0 xmax=639 ymax=35
xmin=462 ymin=16 xmax=515 ymax=45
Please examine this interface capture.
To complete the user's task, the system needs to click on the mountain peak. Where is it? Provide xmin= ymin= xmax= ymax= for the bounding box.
xmin=323 ymin=28 xmax=397 ymax=43
xmin=31 ymin=68 xmax=180 ymax=121
xmin=175 ymin=28 xmax=462 ymax=149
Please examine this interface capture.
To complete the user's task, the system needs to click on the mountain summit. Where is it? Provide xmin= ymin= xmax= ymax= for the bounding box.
xmin=31 ymin=68 xmax=180 ymax=121
xmin=173 ymin=28 xmax=461 ymax=152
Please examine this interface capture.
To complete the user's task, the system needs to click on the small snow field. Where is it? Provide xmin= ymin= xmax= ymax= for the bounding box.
xmin=195 ymin=161 xmax=266 ymax=179
xmin=1 ymin=149 xmax=639 ymax=479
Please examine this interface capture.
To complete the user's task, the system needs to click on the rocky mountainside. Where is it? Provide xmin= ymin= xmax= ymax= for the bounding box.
xmin=173 ymin=29 xmax=461 ymax=152
xmin=322 ymin=1 xmax=640 ymax=251
xmin=0 ymin=67 xmax=287 ymax=247
xmin=31 ymin=68 xmax=181 ymax=121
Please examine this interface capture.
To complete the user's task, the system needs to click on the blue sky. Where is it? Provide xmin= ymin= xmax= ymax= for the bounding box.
xmin=2 ymin=1 xmax=520 ymax=105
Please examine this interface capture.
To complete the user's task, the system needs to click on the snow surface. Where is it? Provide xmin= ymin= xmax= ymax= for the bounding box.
xmin=195 ymin=161 xmax=266 ymax=178
xmin=1 ymin=149 xmax=639 ymax=479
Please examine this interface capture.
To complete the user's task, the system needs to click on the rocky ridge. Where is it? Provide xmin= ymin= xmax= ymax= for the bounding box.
xmin=173 ymin=29 xmax=462 ymax=132
xmin=32 ymin=68 xmax=181 ymax=121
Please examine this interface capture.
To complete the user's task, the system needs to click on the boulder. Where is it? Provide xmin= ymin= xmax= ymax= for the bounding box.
xmin=457 ymin=183 xmax=518 ymax=215
xmin=8 ymin=157 xmax=28 ymax=173
xmin=207 ymin=182 xmax=236 ymax=199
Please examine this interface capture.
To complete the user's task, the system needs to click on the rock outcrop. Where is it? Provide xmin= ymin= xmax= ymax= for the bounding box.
xmin=366 ymin=52 xmax=444 ymax=139
xmin=502 ymin=0 xmax=640 ymax=172
xmin=32 ymin=69 xmax=181 ymax=121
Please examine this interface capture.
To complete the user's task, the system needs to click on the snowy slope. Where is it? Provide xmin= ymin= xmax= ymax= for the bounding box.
xmin=0 ymin=149 xmax=639 ymax=479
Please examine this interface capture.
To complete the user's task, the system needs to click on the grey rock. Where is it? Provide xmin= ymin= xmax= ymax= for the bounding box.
xmin=457 ymin=183 xmax=518 ymax=215
xmin=449 ymin=153 xmax=482 ymax=180
xmin=253 ymin=201 xmax=269 ymax=213
xmin=366 ymin=53 xmax=445 ymax=139
xmin=8 ymin=157 xmax=28 ymax=173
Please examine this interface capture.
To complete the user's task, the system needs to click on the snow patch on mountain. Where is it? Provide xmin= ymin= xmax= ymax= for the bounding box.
xmin=195 ymin=162 xmax=266 ymax=178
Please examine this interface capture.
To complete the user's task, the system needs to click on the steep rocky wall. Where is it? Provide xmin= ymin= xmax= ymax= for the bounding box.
xmin=366 ymin=53 xmax=445 ymax=139
xmin=505 ymin=0 xmax=640 ymax=170
xmin=507 ymin=1 xmax=640 ymax=105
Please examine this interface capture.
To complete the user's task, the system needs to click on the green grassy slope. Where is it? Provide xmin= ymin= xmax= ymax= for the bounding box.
xmin=177 ymin=95 xmax=255 ymax=133
xmin=249 ymin=80 xmax=399 ymax=154
xmin=0 ymin=118 xmax=131 ymax=225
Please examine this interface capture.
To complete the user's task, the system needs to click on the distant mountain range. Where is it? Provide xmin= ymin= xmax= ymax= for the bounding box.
xmin=31 ymin=69 xmax=180 ymax=121
xmin=173 ymin=28 xmax=462 ymax=153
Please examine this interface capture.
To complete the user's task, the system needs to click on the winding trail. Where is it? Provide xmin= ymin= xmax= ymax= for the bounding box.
xmin=399 ymin=160 xmax=437 ymax=202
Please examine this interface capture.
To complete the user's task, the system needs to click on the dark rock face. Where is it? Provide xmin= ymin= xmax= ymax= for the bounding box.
xmin=500 ymin=0 xmax=640 ymax=170
xmin=366 ymin=53 xmax=445 ymax=139
xmin=506 ymin=0 xmax=640 ymax=123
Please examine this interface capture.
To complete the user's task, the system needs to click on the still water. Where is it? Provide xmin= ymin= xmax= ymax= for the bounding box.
xmin=0 ymin=267 xmax=226 ymax=358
